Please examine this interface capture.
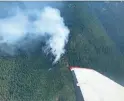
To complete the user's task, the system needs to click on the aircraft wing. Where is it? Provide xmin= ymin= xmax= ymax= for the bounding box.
xmin=70 ymin=67 xmax=124 ymax=101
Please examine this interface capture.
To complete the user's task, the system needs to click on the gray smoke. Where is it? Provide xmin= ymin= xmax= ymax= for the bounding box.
xmin=0 ymin=6 xmax=70 ymax=63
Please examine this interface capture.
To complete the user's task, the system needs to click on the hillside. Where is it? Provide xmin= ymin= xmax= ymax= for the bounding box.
xmin=89 ymin=2 xmax=124 ymax=54
xmin=62 ymin=2 xmax=124 ymax=79
xmin=0 ymin=1 xmax=124 ymax=101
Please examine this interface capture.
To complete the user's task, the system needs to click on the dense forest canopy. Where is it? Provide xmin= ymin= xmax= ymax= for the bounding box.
xmin=0 ymin=1 xmax=124 ymax=101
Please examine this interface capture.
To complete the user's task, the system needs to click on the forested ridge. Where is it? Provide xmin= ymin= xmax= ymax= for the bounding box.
xmin=0 ymin=1 xmax=124 ymax=101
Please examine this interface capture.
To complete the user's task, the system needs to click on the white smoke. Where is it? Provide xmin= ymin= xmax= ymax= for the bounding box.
xmin=0 ymin=6 xmax=70 ymax=63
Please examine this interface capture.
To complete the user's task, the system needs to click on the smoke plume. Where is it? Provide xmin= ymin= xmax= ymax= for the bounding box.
xmin=0 ymin=6 xmax=70 ymax=63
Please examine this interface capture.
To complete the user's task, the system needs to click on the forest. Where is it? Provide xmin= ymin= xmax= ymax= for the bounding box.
xmin=0 ymin=1 xmax=124 ymax=101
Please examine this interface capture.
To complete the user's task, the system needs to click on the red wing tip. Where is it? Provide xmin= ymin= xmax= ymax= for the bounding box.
xmin=70 ymin=66 xmax=81 ymax=70
xmin=69 ymin=66 xmax=92 ymax=70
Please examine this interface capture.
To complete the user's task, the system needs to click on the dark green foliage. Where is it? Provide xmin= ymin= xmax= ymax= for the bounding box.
xmin=62 ymin=1 xmax=124 ymax=84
